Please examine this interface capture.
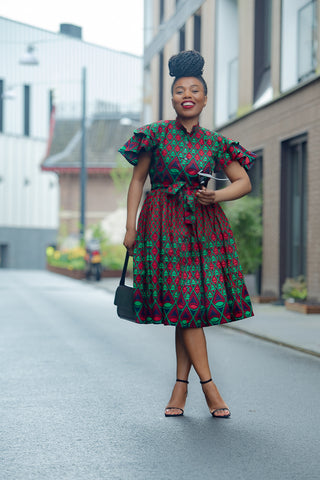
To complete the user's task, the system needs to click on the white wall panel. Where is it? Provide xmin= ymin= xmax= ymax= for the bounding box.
xmin=0 ymin=134 xmax=59 ymax=228
xmin=0 ymin=17 xmax=142 ymax=138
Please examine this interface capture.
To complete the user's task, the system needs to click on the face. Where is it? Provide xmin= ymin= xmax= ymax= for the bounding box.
xmin=171 ymin=77 xmax=207 ymax=121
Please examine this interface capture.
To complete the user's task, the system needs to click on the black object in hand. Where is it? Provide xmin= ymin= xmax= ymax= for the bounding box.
xmin=197 ymin=170 xmax=211 ymax=187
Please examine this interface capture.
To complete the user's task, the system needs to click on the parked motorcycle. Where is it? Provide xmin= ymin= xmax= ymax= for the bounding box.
xmin=85 ymin=239 xmax=102 ymax=281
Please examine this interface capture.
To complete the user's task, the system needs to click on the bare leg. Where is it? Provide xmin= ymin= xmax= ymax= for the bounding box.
xmin=165 ymin=328 xmax=192 ymax=416
xmin=179 ymin=327 xmax=211 ymax=381
xmin=180 ymin=328 xmax=230 ymax=417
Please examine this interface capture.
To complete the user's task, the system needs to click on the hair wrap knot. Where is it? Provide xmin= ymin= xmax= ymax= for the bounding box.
xmin=168 ymin=50 xmax=204 ymax=78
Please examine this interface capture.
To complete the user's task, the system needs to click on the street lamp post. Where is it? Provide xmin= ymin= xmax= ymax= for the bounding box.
xmin=19 ymin=46 xmax=88 ymax=244
xmin=80 ymin=66 xmax=87 ymax=244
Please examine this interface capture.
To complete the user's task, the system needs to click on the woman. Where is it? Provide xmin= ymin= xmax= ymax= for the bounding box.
xmin=119 ymin=50 xmax=255 ymax=418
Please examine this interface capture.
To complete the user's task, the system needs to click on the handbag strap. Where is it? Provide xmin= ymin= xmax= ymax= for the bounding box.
xmin=119 ymin=250 xmax=130 ymax=286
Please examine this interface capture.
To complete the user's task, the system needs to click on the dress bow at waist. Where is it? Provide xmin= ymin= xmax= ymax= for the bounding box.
xmin=152 ymin=181 xmax=198 ymax=225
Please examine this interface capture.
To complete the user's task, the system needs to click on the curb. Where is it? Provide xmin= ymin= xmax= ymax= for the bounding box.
xmin=224 ymin=325 xmax=320 ymax=359
xmin=89 ymin=280 xmax=320 ymax=359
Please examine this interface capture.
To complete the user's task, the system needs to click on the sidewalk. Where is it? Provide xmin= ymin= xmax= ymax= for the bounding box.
xmin=87 ymin=277 xmax=320 ymax=358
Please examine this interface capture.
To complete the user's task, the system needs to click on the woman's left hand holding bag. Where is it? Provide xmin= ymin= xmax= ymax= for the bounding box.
xmin=123 ymin=229 xmax=137 ymax=256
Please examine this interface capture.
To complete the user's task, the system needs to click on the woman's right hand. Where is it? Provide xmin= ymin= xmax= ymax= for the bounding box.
xmin=123 ymin=229 xmax=137 ymax=256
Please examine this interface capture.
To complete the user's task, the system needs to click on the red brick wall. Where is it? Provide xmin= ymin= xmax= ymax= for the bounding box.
xmin=218 ymin=78 xmax=320 ymax=301
xmin=59 ymin=173 xmax=124 ymax=234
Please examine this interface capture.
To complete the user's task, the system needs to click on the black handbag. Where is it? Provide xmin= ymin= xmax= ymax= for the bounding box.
xmin=114 ymin=251 xmax=136 ymax=321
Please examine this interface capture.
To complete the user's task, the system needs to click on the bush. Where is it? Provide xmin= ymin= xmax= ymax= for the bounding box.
xmin=89 ymin=222 xmax=132 ymax=272
xmin=46 ymin=245 xmax=86 ymax=271
xmin=282 ymin=276 xmax=307 ymax=301
xmin=222 ymin=195 xmax=262 ymax=274
xmin=46 ymin=244 xmax=132 ymax=273
xmin=101 ymin=244 xmax=133 ymax=273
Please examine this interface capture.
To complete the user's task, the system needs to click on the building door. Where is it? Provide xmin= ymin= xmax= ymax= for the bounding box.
xmin=280 ymin=135 xmax=308 ymax=291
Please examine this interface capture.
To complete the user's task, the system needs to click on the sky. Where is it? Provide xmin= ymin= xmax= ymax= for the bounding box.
xmin=0 ymin=0 xmax=144 ymax=55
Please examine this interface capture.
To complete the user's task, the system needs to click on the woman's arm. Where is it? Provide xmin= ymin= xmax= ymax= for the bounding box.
xmin=196 ymin=161 xmax=252 ymax=205
xmin=123 ymin=151 xmax=152 ymax=255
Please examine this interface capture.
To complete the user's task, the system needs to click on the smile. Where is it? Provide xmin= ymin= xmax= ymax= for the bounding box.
xmin=181 ymin=101 xmax=195 ymax=108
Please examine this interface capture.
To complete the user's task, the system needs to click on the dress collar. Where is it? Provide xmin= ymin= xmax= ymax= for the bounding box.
xmin=175 ymin=118 xmax=199 ymax=135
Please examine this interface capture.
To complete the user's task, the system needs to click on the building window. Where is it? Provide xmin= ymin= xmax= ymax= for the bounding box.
xmin=24 ymin=84 xmax=30 ymax=136
xmin=297 ymin=0 xmax=317 ymax=81
xmin=281 ymin=0 xmax=317 ymax=91
xmin=0 ymin=244 xmax=9 ymax=268
xmin=214 ymin=0 xmax=239 ymax=126
xmin=159 ymin=0 xmax=165 ymax=24
xmin=179 ymin=25 xmax=186 ymax=51
xmin=143 ymin=67 xmax=153 ymax=124
xmin=227 ymin=57 xmax=238 ymax=119
xmin=280 ymin=135 xmax=308 ymax=289
xmin=194 ymin=13 xmax=201 ymax=52
xmin=248 ymin=150 xmax=263 ymax=198
xmin=158 ymin=50 xmax=164 ymax=120
xmin=254 ymin=0 xmax=272 ymax=106
xmin=49 ymin=89 xmax=54 ymax=122
xmin=0 ymin=79 xmax=3 ymax=132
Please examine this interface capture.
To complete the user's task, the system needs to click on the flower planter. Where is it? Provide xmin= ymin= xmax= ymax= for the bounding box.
xmin=285 ymin=300 xmax=320 ymax=314
xmin=47 ymin=264 xmax=86 ymax=279
xmin=251 ymin=295 xmax=278 ymax=304
xmin=46 ymin=264 xmax=123 ymax=280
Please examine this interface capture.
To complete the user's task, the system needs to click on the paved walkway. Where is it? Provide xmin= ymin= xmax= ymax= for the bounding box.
xmin=85 ymin=277 xmax=320 ymax=358
xmin=225 ymin=303 xmax=320 ymax=357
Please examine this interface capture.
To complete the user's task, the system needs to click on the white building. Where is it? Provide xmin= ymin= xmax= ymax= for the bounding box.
xmin=0 ymin=17 xmax=142 ymax=268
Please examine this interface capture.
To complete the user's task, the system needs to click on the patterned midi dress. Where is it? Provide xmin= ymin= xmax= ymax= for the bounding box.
xmin=119 ymin=119 xmax=256 ymax=328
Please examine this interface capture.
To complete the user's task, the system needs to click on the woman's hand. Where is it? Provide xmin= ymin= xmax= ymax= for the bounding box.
xmin=196 ymin=186 xmax=217 ymax=205
xmin=196 ymin=162 xmax=252 ymax=205
xmin=123 ymin=228 xmax=137 ymax=256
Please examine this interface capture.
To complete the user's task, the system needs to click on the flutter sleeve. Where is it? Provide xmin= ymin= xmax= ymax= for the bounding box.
xmin=216 ymin=135 xmax=256 ymax=171
xmin=118 ymin=124 xmax=158 ymax=166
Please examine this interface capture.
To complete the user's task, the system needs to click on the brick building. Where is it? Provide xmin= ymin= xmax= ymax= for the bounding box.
xmin=143 ymin=0 xmax=320 ymax=302
xmin=41 ymin=113 xmax=140 ymax=234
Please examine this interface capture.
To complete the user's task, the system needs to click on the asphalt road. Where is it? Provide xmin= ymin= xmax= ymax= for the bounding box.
xmin=1 ymin=271 xmax=319 ymax=480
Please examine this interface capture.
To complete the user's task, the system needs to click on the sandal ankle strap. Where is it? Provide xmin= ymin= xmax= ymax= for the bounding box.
xmin=200 ymin=378 xmax=212 ymax=384
xmin=176 ymin=378 xmax=189 ymax=384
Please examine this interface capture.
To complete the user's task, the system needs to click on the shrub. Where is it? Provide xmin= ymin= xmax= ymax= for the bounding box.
xmin=46 ymin=243 xmax=132 ymax=272
xmin=222 ymin=195 xmax=262 ymax=274
xmin=282 ymin=276 xmax=307 ymax=301
xmin=46 ymin=245 xmax=86 ymax=270
xmin=101 ymin=244 xmax=133 ymax=273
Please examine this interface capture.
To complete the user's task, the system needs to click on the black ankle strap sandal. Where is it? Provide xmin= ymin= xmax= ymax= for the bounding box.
xmin=200 ymin=378 xmax=212 ymax=384
xmin=200 ymin=378 xmax=231 ymax=418
xmin=164 ymin=379 xmax=189 ymax=417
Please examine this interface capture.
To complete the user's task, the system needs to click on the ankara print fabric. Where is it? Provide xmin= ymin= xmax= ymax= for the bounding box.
xmin=119 ymin=120 xmax=256 ymax=328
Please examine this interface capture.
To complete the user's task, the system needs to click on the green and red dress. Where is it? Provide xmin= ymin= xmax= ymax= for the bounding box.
xmin=119 ymin=119 xmax=256 ymax=328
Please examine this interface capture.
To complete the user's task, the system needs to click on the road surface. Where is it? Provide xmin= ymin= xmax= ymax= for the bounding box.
xmin=1 ymin=271 xmax=319 ymax=480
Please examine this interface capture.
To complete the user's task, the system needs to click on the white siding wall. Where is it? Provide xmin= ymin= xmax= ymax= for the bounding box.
xmin=0 ymin=134 xmax=59 ymax=228
xmin=0 ymin=16 xmax=142 ymax=235
xmin=0 ymin=17 xmax=142 ymax=139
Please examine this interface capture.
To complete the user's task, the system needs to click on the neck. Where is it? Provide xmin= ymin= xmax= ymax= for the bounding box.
xmin=178 ymin=116 xmax=199 ymax=133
